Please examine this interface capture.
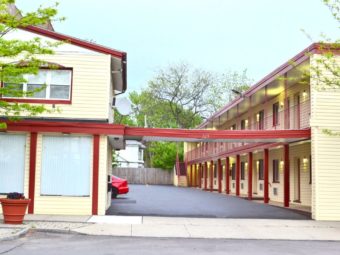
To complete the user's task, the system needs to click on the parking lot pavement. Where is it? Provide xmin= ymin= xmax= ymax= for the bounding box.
xmin=106 ymin=184 xmax=309 ymax=219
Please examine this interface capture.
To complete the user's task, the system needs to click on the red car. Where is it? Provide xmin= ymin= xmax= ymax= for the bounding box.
xmin=111 ymin=175 xmax=129 ymax=198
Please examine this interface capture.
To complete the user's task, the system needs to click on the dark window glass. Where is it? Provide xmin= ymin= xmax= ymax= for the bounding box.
xmin=258 ymin=110 xmax=264 ymax=130
xmin=273 ymin=159 xmax=280 ymax=183
xmin=231 ymin=163 xmax=236 ymax=180
xmin=241 ymin=162 xmax=245 ymax=180
xmin=273 ymin=102 xmax=279 ymax=126
xmin=258 ymin=159 xmax=264 ymax=180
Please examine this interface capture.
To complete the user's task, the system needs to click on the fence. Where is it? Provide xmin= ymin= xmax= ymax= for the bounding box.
xmin=112 ymin=167 xmax=174 ymax=185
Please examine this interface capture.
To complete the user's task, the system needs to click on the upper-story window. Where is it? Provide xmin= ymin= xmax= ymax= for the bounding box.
xmin=257 ymin=110 xmax=264 ymax=130
xmin=230 ymin=124 xmax=237 ymax=130
xmin=3 ymin=69 xmax=72 ymax=101
xmin=272 ymin=102 xmax=279 ymax=126
xmin=241 ymin=119 xmax=248 ymax=130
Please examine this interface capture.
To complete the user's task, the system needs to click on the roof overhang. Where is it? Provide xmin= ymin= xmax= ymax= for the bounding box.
xmin=21 ymin=25 xmax=127 ymax=93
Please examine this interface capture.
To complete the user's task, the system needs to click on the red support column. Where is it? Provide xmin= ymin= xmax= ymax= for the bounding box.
xmin=210 ymin=160 xmax=214 ymax=192
xmin=218 ymin=158 xmax=222 ymax=193
xmin=248 ymin=152 xmax=253 ymax=200
xmin=284 ymin=144 xmax=290 ymax=207
xmin=236 ymin=155 xmax=240 ymax=196
xmin=198 ymin=163 xmax=202 ymax=188
xmin=264 ymin=148 xmax=269 ymax=203
xmin=204 ymin=162 xmax=208 ymax=190
xmin=225 ymin=157 xmax=230 ymax=194
xmin=92 ymin=135 xmax=100 ymax=215
xmin=28 ymin=132 xmax=37 ymax=214
xmin=190 ymin=164 xmax=194 ymax=187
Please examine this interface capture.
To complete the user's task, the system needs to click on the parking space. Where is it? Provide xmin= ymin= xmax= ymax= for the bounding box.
xmin=106 ymin=185 xmax=310 ymax=219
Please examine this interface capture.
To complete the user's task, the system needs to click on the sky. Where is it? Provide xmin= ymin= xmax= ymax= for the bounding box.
xmin=17 ymin=0 xmax=339 ymax=93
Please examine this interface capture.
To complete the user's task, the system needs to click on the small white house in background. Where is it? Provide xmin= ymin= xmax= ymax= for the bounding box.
xmin=116 ymin=140 xmax=145 ymax=168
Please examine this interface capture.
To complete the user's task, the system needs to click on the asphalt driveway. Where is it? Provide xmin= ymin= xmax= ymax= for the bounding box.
xmin=106 ymin=185 xmax=309 ymax=219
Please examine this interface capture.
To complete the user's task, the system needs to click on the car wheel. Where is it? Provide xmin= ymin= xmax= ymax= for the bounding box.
xmin=111 ymin=187 xmax=118 ymax=199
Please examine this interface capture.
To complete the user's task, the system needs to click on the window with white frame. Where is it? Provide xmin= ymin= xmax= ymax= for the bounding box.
xmin=40 ymin=136 xmax=91 ymax=196
xmin=0 ymin=134 xmax=26 ymax=194
xmin=3 ymin=69 xmax=72 ymax=100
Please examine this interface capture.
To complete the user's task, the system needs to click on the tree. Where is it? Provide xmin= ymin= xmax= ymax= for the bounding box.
xmin=115 ymin=65 xmax=252 ymax=169
xmin=147 ymin=63 xmax=252 ymax=127
xmin=0 ymin=0 xmax=62 ymax=128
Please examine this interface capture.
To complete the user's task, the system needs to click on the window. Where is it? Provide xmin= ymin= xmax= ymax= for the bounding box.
xmin=231 ymin=163 xmax=236 ymax=180
xmin=241 ymin=119 xmax=247 ymax=130
xmin=41 ymin=136 xmax=91 ymax=196
xmin=273 ymin=159 xmax=280 ymax=183
xmin=3 ymin=69 xmax=72 ymax=101
xmin=257 ymin=110 xmax=265 ymax=130
xmin=0 ymin=134 xmax=26 ymax=194
xmin=241 ymin=162 xmax=245 ymax=180
xmin=214 ymin=163 xmax=217 ymax=178
xmin=258 ymin=159 xmax=264 ymax=180
xmin=273 ymin=102 xmax=279 ymax=126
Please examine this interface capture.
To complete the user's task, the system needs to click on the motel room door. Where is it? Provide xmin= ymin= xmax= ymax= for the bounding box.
xmin=294 ymin=158 xmax=301 ymax=203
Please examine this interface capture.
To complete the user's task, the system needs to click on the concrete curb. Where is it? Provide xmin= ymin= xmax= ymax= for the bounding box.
xmin=0 ymin=226 xmax=30 ymax=241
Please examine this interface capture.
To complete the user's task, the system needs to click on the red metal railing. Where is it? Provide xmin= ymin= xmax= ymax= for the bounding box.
xmin=186 ymin=99 xmax=310 ymax=162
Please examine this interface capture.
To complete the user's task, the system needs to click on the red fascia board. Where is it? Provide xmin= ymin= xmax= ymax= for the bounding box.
xmin=198 ymin=43 xmax=337 ymax=129
xmin=22 ymin=25 xmax=126 ymax=59
xmin=125 ymin=127 xmax=311 ymax=140
xmin=4 ymin=121 xmax=125 ymax=135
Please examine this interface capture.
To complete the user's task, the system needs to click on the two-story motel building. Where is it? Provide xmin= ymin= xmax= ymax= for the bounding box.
xmin=184 ymin=43 xmax=340 ymax=221
xmin=0 ymin=25 xmax=127 ymax=216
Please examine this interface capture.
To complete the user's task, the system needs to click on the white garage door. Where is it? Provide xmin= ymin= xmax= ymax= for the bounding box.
xmin=0 ymin=134 xmax=26 ymax=194
xmin=41 ymin=136 xmax=92 ymax=196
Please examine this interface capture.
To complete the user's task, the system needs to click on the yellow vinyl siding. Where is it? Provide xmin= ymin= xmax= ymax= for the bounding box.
xmin=41 ymin=54 xmax=111 ymax=120
xmin=310 ymin=54 xmax=340 ymax=220
xmin=0 ymin=53 xmax=112 ymax=121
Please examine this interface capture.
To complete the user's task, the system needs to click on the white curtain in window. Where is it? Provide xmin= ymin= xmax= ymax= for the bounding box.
xmin=0 ymin=134 xmax=26 ymax=194
xmin=41 ymin=136 xmax=92 ymax=196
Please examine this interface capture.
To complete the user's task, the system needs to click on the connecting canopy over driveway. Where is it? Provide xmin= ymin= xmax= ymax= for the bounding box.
xmin=5 ymin=120 xmax=311 ymax=144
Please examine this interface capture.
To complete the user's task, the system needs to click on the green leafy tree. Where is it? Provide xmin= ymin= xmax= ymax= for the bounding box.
xmin=147 ymin=63 xmax=252 ymax=126
xmin=0 ymin=0 xmax=63 ymax=128
xmin=115 ymin=65 xmax=252 ymax=169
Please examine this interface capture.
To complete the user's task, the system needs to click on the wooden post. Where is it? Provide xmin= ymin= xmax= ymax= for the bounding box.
xmin=248 ymin=152 xmax=253 ymax=200
xmin=225 ymin=157 xmax=230 ymax=194
xmin=236 ymin=155 xmax=240 ymax=196
xmin=284 ymin=144 xmax=290 ymax=207
xmin=264 ymin=149 xmax=269 ymax=203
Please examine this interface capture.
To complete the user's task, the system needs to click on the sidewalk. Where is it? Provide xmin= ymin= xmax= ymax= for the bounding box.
xmin=1 ymin=215 xmax=340 ymax=241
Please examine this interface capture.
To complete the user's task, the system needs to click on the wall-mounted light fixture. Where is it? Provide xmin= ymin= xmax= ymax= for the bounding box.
xmin=302 ymin=90 xmax=308 ymax=98
xmin=303 ymin=157 xmax=308 ymax=170
xmin=280 ymin=101 xmax=284 ymax=108
xmin=280 ymin=160 xmax=284 ymax=173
